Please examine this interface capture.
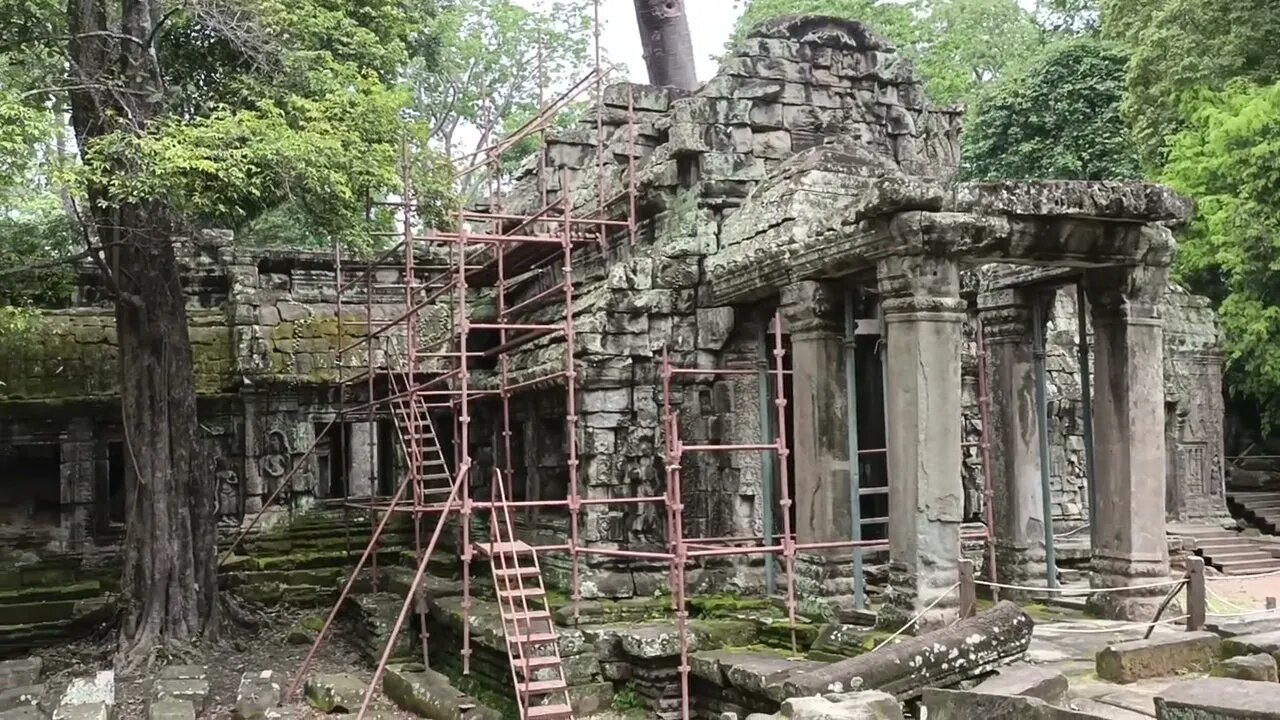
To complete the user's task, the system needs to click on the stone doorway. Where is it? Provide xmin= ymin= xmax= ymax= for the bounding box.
xmin=0 ymin=443 xmax=62 ymax=547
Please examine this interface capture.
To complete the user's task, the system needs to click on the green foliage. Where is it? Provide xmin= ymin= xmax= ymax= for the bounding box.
xmin=611 ymin=684 xmax=644 ymax=712
xmin=0 ymin=191 xmax=76 ymax=307
xmin=1161 ymin=81 xmax=1280 ymax=426
xmin=729 ymin=0 xmax=919 ymax=49
xmin=1111 ymin=0 xmax=1280 ymax=170
xmin=963 ymin=39 xmax=1138 ymax=181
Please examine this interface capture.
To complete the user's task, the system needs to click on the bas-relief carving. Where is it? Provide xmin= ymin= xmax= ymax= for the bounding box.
xmin=215 ymin=455 xmax=241 ymax=520
xmin=260 ymin=428 xmax=292 ymax=497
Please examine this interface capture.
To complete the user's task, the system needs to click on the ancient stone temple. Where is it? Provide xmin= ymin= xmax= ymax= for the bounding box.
xmin=0 ymin=14 xmax=1229 ymax=658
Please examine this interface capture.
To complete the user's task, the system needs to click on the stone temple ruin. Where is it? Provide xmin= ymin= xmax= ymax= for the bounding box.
xmin=0 ymin=14 xmax=1259 ymax=720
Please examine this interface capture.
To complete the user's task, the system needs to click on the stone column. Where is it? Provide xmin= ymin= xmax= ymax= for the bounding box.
xmin=348 ymin=421 xmax=376 ymax=498
xmin=878 ymin=255 xmax=965 ymax=629
xmin=1084 ymin=265 xmax=1172 ymax=620
xmin=978 ymin=289 xmax=1048 ymax=593
xmin=779 ymin=281 xmax=852 ymax=549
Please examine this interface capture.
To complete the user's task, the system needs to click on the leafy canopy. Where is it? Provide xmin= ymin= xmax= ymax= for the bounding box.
xmin=962 ymin=38 xmax=1138 ymax=181
xmin=1161 ymin=81 xmax=1280 ymax=425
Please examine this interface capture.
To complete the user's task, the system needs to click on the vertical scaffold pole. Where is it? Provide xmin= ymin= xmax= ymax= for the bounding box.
xmin=1031 ymin=293 xmax=1058 ymax=588
xmin=843 ymin=288 xmax=866 ymax=610
xmin=756 ymin=318 xmax=776 ymax=596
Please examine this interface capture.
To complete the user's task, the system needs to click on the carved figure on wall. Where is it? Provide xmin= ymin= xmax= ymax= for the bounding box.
xmin=215 ymin=456 xmax=241 ymax=519
xmin=260 ymin=430 xmax=290 ymax=478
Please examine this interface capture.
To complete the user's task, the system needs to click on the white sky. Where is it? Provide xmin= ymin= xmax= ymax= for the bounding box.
xmin=590 ymin=0 xmax=744 ymax=82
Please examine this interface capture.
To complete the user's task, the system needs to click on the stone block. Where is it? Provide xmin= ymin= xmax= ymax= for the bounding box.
xmin=1096 ymin=631 xmax=1220 ymax=683
xmin=1155 ymin=677 xmax=1280 ymax=718
xmin=0 ymin=685 xmax=43 ymax=713
xmin=52 ymin=704 xmax=110 ymax=720
xmin=157 ymin=666 xmax=206 ymax=681
xmin=0 ymin=659 xmax=41 ymax=691
xmin=1222 ymin=630 xmax=1280 ymax=661
xmin=304 ymin=673 xmax=368 ymax=714
xmin=973 ymin=665 xmax=1069 ymax=704
xmin=55 ymin=671 xmax=112 ymax=717
xmin=382 ymin=665 xmax=501 ymax=720
xmin=924 ymin=688 xmax=1114 ymax=719
xmin=1215 ymin=653 xmax=1278 ymax=682
xmin=233 ymin=670 xmax=281 ymax=720
xmin=147 ymin=699 xmax=195 ymax=720
xmin=782 ymin=690 xmax=903 ymax=720
xmin=152 ymin=678 xmax=210 ymax=714
xmin=0 ymin=707 xmax=44 ymax=720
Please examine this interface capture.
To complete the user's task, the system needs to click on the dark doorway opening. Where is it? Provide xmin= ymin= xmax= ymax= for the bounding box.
xmin=315 ymin=422 xmax=349 ymax=499
xmin=0 ymin=443 xmax=62 ymax=543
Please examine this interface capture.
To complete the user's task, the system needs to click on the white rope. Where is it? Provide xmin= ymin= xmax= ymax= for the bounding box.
xmin=870 ymin=583 xmax=960 ymax=652
xmin=1037 ymin=615 xmax=1190 ymax=635
xmin=1205 ymin=566 xmax=1280 ymax=582
xmin=974 ymin=578 xmax=1186 ymax=596
xmin=1205 ymin=585 xmax=1280 ymax=617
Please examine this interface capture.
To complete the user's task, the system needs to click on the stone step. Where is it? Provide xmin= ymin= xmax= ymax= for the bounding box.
xmin=1193 ymin=540 xmax=1257 ymax=553
xmin=1217 ymin=559 xmax=1280 ymax=574
xmin=1204 ymin=551 xmax=1276 ymax=563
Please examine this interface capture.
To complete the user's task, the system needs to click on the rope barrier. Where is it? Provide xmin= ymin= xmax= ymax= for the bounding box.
xmin=870 ymin=583 xmax=960 ymax=652
xmin=1037 ymin=615 xmax=1190 ymax=635
xmin=974 ymin=578 xmax=1186 ymax=596
xmin=1205 ymin=586 xmax=1280 ymax=618
xmin=1205 ymin=566 xmax=1280 ymax=582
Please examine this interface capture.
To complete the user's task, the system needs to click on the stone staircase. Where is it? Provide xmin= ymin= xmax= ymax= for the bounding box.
xmin=1227 ymin=491 xmax=1280 ymax=535
xmin=1177 ymin=525 xmax=1280 ymax=575
xmin=0 ymin=556 xmax=115 ymax=659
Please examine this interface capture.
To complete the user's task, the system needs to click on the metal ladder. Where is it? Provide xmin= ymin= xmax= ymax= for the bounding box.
xmin=479 ymin=469 xmax=574 ymax=719
xmin=389 ymin=391 xmax=453 ymax=500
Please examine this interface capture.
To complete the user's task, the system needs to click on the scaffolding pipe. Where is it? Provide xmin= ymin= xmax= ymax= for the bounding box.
xmin=1076 ymin=282 xmax=1099 ymax=551
xmin=843 ymin=289 xmax=866 ymax=610
xmin=756 ymin=319 xmax=776 ymax=596
xmin=1031 ymin=293 xmax=1059 ymax=588
xmin=974 ymin=317 xmax=1000 ymax=600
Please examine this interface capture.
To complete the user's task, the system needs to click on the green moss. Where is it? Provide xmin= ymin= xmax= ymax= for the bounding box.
xmin=300 ymin=615 xmax=327 ymax=633
xmin=691 ymin=619 xmax=758 ymax=648
xmin=690 ymin=594 xmax=782 ymax=620
xmin=611 ymin=684 xmax=644 ymax=712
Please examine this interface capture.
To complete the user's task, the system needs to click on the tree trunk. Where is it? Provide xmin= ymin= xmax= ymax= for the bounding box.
xmin=632 ymin=0 xmax=698 ymax=90
xmin=113 ymin=217 xmax=218 ymax=664
xmin=66 ymin=0 xmax=218 ymax=667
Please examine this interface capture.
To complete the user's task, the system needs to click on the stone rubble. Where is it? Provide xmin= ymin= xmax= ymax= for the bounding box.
xmin=51 ymin=671 xmax=112 ymax=720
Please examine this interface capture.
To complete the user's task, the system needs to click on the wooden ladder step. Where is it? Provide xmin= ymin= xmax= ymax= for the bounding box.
xmin=519 ymin=679 xmax=567 ymax=695
xmin=499 ymin=587 xmax=545 ymax=600
xmin=526 ymin=704 xmax=574 ymax=719
xmin=476 ymin=541 xmax=533 ymax=556
xmin=511 ymin=655 xmax=561 ymax=673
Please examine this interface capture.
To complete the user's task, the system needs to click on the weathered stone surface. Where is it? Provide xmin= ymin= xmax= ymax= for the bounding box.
xmin=1222 ymin=630 xmax=1280 ymax=662
xmin=382 ymin=665 xmax=500 ymax=720
xmin=783 ymin=601 xmax=1033 ymax=699
xmin=151 ymin=678 xmax=210 ymax=714
xmin=973 ymin=665 xmax=1069 ymax=704
xmin=1155 ymin=677 xmax=1280 ymax=718
xmin=0 ymin=706 xmax=44 ymax=720
xmin=0 ymin=660 xmax=41 ymax=692
xmin=953 ymin=181 xmax=1193 ymax=225
xmin=924 ymin=688 xmax=1116 ymax=720
xmin=1096 ymin=632 xmax=1220 ymax=683
xmin=304 ymin=674 xmax=368 ymax=714
xmin=1209 ymin=619 xmax=1280 ymax=639
xmin=0 ymin=685 xmax=43 ymax=714
xmin=51 ymin=704 xmax=109 ymax=720
xmin=157 ymin=666 xmax=206 ymax=681
xmin=147 ymin=699 xmax=195 ymax=720
xmin=55 ymin=671 xmax=112 ymax=718
xmin=233 ymin=670 xmax=281 ymax=720
xmin=1216 ymin=653 xmax=1278 ymax=683
xmin=781 ymin=690 xmax=902 ymax=720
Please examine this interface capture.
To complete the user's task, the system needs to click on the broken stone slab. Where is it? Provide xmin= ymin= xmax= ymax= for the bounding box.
xmin=1096 ymin=631 xmax=1220 ymax=683
xmin=1215 ymin=653 xmax=1278 ymax=682
xmin=0 ymin=685 xmax=44 ymax=713
xmin=1221 ymin=630 xmax=1280 ymax=662
xmin=151 ymin=677 xmax=210 ymax=714
xmin=304 ymin=674 xmax=368 ymax=714
xmin=923 ymin=688 xmax=1125 ymax=720
xmin=781 ymin=601 xmax=1034 ymax=699
xmin=0 ymin=660 xmax=41 ymax=692
xmin=781 ymin=690 xmax=903 ymax=719
xmin=51 ymin=704 xmax=110 ymax=720
xmin=0 ymin=707 xmax=44 ymax=720
xmin=1206 ymin=618 xmax=1280 ymax=638
xmin=233 ymin=670 xmax=281 ymax=720
xmin=381 ymin=664 xmax=500 ymax=720
xmin=1155 ymin=677 xmax=1280 ymax=718
xmin=157 ymin=666 xmax=206 ymax=682
xmin=147 ymin=699 xmax=195 ymax=720
xmin=972 ymin=665 xmax=1069 ymax=704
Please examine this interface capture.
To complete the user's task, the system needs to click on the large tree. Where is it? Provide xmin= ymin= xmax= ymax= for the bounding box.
xmin=1 ymin=0 xmax=450 ymax=666
xmin=962 ymin=38 xmax=1138 ymax=181
xmin=633 ymin=0 xmax=697 ymax=89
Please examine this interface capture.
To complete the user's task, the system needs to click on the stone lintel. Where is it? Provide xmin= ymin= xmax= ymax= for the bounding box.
xmin=953 ymin=180 xmax=1194 ymax=227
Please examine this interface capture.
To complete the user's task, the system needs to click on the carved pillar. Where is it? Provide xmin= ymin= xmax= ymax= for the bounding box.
xmin=978 ymin=289 xmax=1048 ymax=592
xmin=1084 ymin=265 xmax=1172 ymax=620
xmin=878 ymin=255 xmax=965 ymax=629
xmin=780 ymin=281 xmax=852 ymax=552
xmin=348 ymin=421 xmax=376 ymax=498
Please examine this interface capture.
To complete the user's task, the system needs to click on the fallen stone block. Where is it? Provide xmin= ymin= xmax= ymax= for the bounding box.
xmin=1207 ymin=618 xmax=1280 ymax=638
xmin=157 ymin=666 xmax=206 ymax=682
xmin=781 ymin=690 xmax=902 ymax=719
xmin=1096 ymin=631 xmax=1220 ymax=683
xmin=1215 ymin=653 xmax=1278 ymax=682
xmin=1155 ymin=677 xmax=1280 ymax=718
xmin=54 ymin=670 xmax=113 ymax=720
xmin=923 ymin=688 xmax=1123 ymax=719
xmin=1221 ymin=630 xmax=1280 ymax=661
xmin=781 ymin=601 xmax=1034 ymax=699
xmin=151 ymin=678 xmax=210 ymax=714
xmin=0 ymin=685 xmax=44 ymax=713
xmin=52 ymin=703 xmax=111 ymax=720
xmin=0 ymin=660 xmax=41 ymax=692
xmin=304 ymin=674 xmax=368 ymax=714
xmin=233 ymin=670 xmax=281 ymax=720
xmin=973 ymin=665 xmax=1068 ymax=704
xmin=0 ymin=706 xmax=44 ymax=720
xmin=147 ymin=699 xmax=195 ymax=720
xmin=381 ymin=665 xmax=501 ymax=720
